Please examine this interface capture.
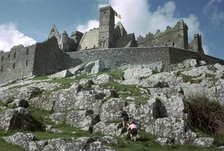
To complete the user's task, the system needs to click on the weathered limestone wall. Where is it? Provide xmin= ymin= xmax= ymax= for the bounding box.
xmin=33 ymin=37 xmax=81 ymax=76
xmin=169 ymin=48 xmax=224 ymax=65
xmin=68 ymin=47 xmax=171 ymax=69
xmin=0 ymin=45 xmax=36 ymax=84
xmin=68 ymin=47 xmax=224 ymax=70
xmin=137 ymin=20 xmax=188 ymax=50
xmin=77 ymin=28 xmax=99 ymax=51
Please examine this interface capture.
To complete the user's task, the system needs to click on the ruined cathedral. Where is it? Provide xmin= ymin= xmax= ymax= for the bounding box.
xmin=48 ymin=6 xmax=203 ymax=53
xmin=0 ymin=6 xmax=223 ymax=84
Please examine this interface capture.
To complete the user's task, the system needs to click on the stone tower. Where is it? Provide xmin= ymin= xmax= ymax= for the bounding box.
xmin=178 ymin=20 xmax=189 ymax=50
xmin=193 ymin=33 xmax=204 ymax=54
xmin=60 ymin=31 xmax=69 ymax=51
xmin=98 ymin=6 xmax=115 ymax=48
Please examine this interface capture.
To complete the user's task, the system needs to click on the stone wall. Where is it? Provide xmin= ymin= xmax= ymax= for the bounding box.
xmin=137 ymin=20 xmax=188 ymax=50
xmin=68 ymin=47 xmax=224 ymax=70
xmin=33 ymin=37 xmax=81 ymax=76
xmin=77 ymin=28 xmax=99 ymax=51
xmin=0 ymin=44 xmax=36 ymax=84
xmin=169 ymin=48 xmax=224 ymax=65
xmin=68 ymin=47 xmax=171 ymax=69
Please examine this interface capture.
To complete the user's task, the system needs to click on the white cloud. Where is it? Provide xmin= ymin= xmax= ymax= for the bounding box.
xmin=0 ymin=23 xmax=36 ymax=52
xmin=76 ymin=20 xmax=99 ymax=33
xmin=76 ymin=0 xmax=208 ymax=53
xmin=109 ymin=0 xmax=202 ymax=40
xmin=203 ymin=0 xmax=224 ymax=30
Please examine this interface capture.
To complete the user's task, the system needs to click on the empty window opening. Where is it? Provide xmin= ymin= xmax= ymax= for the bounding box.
xmin=26 ymin=60 xmax=29 ymax=66
xmin=8 ymin=54 xmax=10 ymax=58
xmin=103 ymin=41 xmax=106 ymax=47
xmin=173 ymin=42 xmax=175 ymax=47
xmin=0 ymin=66 xmax=3 ymax=72
xmin=14 ymin=52 xmax=16 ymax=58
xmin=26 ymin=49 xmax=29 ymax=55
xmin=100 ymin=41 xmax=104 ymax=47
xmin=13 ymin=63 xmax=15 ymax=69
xmin=1 ymin=56 xmax=3 ymax=61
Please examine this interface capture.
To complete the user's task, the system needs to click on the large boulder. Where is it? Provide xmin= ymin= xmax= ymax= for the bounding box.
xmin=0 ymin=107 xmax=45 ymax=131
xmin=85 ymin=60 xmax=106 ymax=74
xmin=3 ymin=132 xmax=38 ymax=149
xmin=154 ymin=117 xmax=186 ymax=145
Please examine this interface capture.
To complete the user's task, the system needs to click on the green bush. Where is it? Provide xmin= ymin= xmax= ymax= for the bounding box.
xmin=187 ymin=97 xmax=224 ymax=146
xmin=187 ymin=96 xmax=224 ymax=137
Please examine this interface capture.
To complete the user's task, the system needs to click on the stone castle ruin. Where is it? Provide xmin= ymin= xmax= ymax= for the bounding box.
xmin=0 ymin=6 xmax=223 ymax=84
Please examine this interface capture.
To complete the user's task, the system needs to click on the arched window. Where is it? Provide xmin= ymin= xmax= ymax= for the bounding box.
xmin=26 ymin=49 xmax=29 ymax=55
xmin=103 ymin=41 xmax=106 ymax=47
xmin=14 ymin=52 xmax=16 ymax=59
xmin=100 ymin=41 xmax=104 ymax=48
xmin=13 ymin=62 xmax=15 ymax=69
xmin=26 ymin=60 xmax=29 ymax=66
xmin=173 ymin=42 xmax=175 ymax=47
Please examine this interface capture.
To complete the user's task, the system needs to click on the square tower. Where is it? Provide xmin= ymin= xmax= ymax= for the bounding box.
xmin=98 ymin=6 xmax=115 ymax=48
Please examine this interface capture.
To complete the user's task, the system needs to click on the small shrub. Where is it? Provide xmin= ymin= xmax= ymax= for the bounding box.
xmin=187 ymin=96 xmax=224 ymax=135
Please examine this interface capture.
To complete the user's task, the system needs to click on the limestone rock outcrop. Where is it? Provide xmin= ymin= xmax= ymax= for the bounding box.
xmin=1 ymin=59 xmax=224 ymax=148
xmin=0 ymin=107 xmax=45 ymax=132
xmin=3 ymin=132 xmax=117 ymax=151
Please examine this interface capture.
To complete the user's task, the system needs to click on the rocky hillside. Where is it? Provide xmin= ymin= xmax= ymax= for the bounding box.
xmin=0 ymin=59 xmax=224 ymax=151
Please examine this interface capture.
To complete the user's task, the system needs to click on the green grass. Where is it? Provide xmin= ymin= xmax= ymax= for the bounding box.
xmin=112 ymin=131 xmax=219 ymax=151
xmin=8 ymin=84 xmax=30 ymax=90
xmin=32 ymin=75 xmax=49 ymax=81
xmin=30 ymin=107 xmax=54 ymax=125
xmin=102 ymin=70 xmax=124 ymax=80
xmin=0 ymin=137 xmax=24 ymax=151
xmin=100 ymin=82 xmax=149 ymax=104
xmin=48 ymin=77 xmax=74 ymax=88
xmin=75 ymin=74 xmax=93 ymax=81
xmin=33 ymin=124 xmax=101 ymax=140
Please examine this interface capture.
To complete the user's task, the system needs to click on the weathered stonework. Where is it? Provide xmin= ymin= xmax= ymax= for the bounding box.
xmin=137 ymin=20 xmax=189 ymax=50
